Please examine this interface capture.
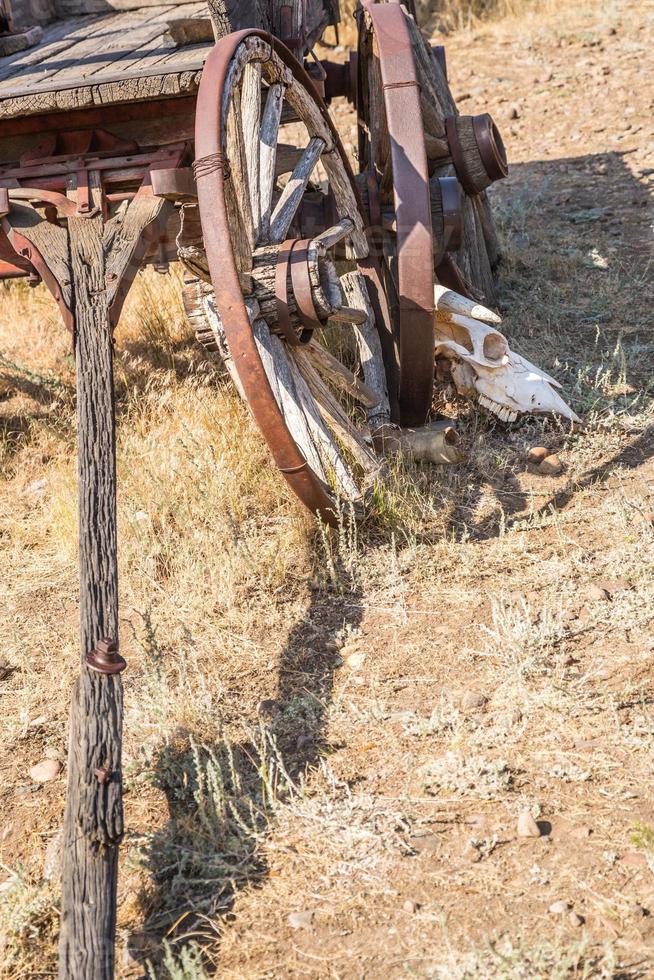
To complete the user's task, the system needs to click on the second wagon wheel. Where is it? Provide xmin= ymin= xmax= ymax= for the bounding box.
xmin=191 ymin=30 xmax=395 ymax=525
xmin=355 ymin=0 xmax=439 ymax=428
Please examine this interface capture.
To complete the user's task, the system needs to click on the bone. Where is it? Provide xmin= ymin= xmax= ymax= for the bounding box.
xmin=372 ymin=420 xmax=464 ymax=465
xmin=434 ymin=284 xmax=502 ymax=325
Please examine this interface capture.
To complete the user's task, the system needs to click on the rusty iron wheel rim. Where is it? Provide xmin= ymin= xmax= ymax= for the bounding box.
xmin=195 ymin=31 xmax=394 ymax=524
xmin=359 ymin=0 xmax=436 ymax=428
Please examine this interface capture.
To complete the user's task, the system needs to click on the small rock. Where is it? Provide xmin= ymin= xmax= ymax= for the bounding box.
xmin=517 ymin=810 xmax=541 ymax=838
xmin=410 ymin=833 xmax=440 ymax=854
xmin=569 ymin=911 xmax=585 ymax=927
xmin=549 ymin=900 xmax=571 ymax=915
xmin=43 ymin=832 xmax=62 ymax=881
xmin=572 ymin=825 xmax=593 ymax=839
xmin=288 ymin=910 xmax=314 ymax=930
xmin=461 ymin=691 xmax=488 ymax=712
xmin=29 ymin=759 xmax=61 ymax=783
xmin=257 ymin=699 xmax=281 ymax=720
xmin=403 ymin=900 xmax=420 ymax=913
xmin=27 ymin=715 xmax=48 ymax=729
xmin=539 ymin=454 xmax=563 ymax=476
xmin=631 ymin=903 xmax=650 ymax=918
xmin=587 ymin=583 xmax=610 ymax=602
xmin=642 ymin=512 xmax=654 ymax=528
xmin=509 ymin=105 xmax=520 ymax=119
xmin=463 ymin=840 xmax=482 ymax=863
xmin=346 ymin=652 xmax=366 ymax=670
xmin=26 ymin=478 xmax=48 ymax=496
xmin=527 ymin=446 xmax=549 ymax=463
xmin=44 ymin=746 xmax=65 ymax=762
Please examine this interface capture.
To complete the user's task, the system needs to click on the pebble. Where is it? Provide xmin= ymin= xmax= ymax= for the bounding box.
xmin=549 ymin=900 xmax=571 ymax=915
xmin=346 ymin=652 xmax=366 ymax=670
xmin=29 ymin=759 xmax=61 ymax=783
xmin=517 ymin=810 xmax=541 ymax=838
xmin=403 ymin=900 xmax=420 ymax=913
xmin=288 ymin=910 xmax=314 ymax=930
xmin=539 ymin=454 xmax=563 ymax=476
xmin=631 ymin=903 xmax=650 ymax=917
xmin=461 ymin=691 xmax=488 ymax=711
xmin=527 ymin=446 xmax=549 ymax=462
xmin=44 ymin=746 xmax=65 ymax=762
xmin=509 ymin=105 xmax=520 ymax=119
xmin=43 ymin=832 xmax=62 ymax=881
xmin=409 ymin=833 xmax=440 ymax=854
xmin=643 ymin=512 xmax=654 ymax=527
xmin=587 ymin=583 xmax=610 ymax=602
xmin=569 ymin=911 xmax=585 ymax=927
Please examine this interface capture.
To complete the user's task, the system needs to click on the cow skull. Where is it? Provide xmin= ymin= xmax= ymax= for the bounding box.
xmin=433 ymin=287 xmax=580 ymax=424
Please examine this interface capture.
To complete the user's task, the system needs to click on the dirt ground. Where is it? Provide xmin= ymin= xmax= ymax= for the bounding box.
xmin=1 ymin=0 xmax=653 ymax=977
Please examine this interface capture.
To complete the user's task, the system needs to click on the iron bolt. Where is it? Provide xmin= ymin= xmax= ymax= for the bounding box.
xmin=85 ymin=637 xmax=127 ymax=675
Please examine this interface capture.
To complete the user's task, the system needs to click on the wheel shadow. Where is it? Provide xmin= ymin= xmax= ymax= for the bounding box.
xmin=128 ymin=569 xmax=362 ymax=974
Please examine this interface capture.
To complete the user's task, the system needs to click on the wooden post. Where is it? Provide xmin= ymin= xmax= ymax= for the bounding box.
xmin=58 ymin=178 xmax=125 ymax=980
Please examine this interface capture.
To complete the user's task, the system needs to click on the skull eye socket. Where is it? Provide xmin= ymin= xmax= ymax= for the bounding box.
xmin=449 ymin=324 xmax=474 ymax=353
xmin=483 ymin=333 xmax=507 ymax=361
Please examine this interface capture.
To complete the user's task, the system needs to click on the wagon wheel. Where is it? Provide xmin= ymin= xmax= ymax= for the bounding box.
xmin=356 ymin=0 xmax=509 ymax=425
xmin=192 ymin=31 xmax=394 ymax=525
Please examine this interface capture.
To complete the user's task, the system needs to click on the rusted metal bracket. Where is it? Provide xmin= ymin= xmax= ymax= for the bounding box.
xmin=150 ymin=166 xmax=197 ymax=202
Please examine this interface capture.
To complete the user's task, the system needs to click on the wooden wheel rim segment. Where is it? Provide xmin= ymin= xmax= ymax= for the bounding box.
xmin=360 ymin=0 xmax=436 ymax=428
xmin=195 ymin=31 xmax=394 ymax=524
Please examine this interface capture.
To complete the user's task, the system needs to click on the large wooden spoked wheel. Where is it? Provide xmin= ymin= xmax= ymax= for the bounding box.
xmin=193 ymin=31 xmax=393 ymax=525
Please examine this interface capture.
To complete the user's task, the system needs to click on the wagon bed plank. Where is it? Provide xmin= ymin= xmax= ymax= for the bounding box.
xmin=0 ymin=3 xmax=213 ymax=118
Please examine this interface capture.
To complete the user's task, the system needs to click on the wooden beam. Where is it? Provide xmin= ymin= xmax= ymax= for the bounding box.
xmin=59 ymin=175 xmax=124 ymax=980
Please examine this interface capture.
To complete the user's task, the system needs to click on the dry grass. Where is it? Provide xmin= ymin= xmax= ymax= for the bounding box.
xmin=1 ymin=0 xmax=654 ymax=976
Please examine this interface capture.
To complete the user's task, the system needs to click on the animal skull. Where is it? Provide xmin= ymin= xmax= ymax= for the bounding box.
xmin=433 ymin=294 xmax=580 ymax=423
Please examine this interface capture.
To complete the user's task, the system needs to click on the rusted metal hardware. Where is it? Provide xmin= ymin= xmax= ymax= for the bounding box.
xmin=290 ymin=238 xmax=322 ymax=341
xmin=150 ymin=166 xmax=198 ymax=202
xmin=361 ymin=0 xmax=435 ymax=428
xmin=321 ymin=52 xmax=358 ymax=104
xmin=439 ymin=176 xmax=463 ymax=253
xmin=445 ymin=113 xmax=508 ymax=195
xmin=85 ymin=638 xmax=127 ymax=675
xmin=94 ymin=766 xmax=113 ymax=784
xmin=274 ymin=238 xmax=320 ymax=345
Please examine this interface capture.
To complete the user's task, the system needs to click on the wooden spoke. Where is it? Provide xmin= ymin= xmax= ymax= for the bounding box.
xmin=241 ymin=61 xmax=262 ymax=242
xmin=226 ymin=86 xmax=256 ymax=257
xmin=340 ymin=271 xmax=392 ymax=429
xmin=269 ymin=135 xmax=325 ymax=244
xmin=259 ymin=82 xmax=284 ymax=242
xmin=313 ymin=217 xmax=354 ymax=250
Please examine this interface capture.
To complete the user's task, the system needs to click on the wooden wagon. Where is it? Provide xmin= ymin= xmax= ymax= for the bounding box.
xmin=0 ymin=1 xmax=508 ymax=974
